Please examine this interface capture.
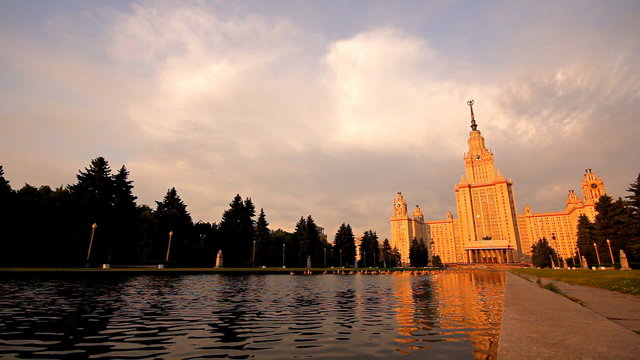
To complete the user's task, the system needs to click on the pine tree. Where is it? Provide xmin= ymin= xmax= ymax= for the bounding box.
xmin=576 ymin=214 xmax=596 ymax=264
xmin=391 ymin=247 xmax=401 ymax=267
xmin=359 ymin=230 xmax=379 ymax=267
xmin=381 ymin=239 xmax=392 ymax=268
xmin=334 ymin=223 xmax=356 ymax=267
xmin=111 ymin=166 xmax=139 ymax=264
xmin=624 ymin=173 xmax=640 ymax=260
xmin=409 ymin=238 xmax=428 ymax=267
xmin=0 ymin=165 xmax=14 ymax=265
xmin=531 ymin=237 xmax=558 ymax=268
xmin=254 ymin=209 xmax=271 ymax=267
xmin=294 ymin=217 xmax=308 ymax=267
xmin=154 ymin=187 xmax=193 ymax=264
xmin=593 ymin=195 xmax=628 ymax=264
xmin=305 ymin=215 xmax=322 ymax=267
xmin=626 ymin=173 xmax=640 ymax=212
xmin=219 ymin=194 xmax=256 ymax=267
xmin=0 ymin=165 xmax=11 ymax=195
xmin=68 ymin=157 xmax=116 ymax=266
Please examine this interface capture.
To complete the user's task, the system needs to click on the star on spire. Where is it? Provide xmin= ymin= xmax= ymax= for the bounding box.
xmin=467 ymin=99 xmax=477 ymax=131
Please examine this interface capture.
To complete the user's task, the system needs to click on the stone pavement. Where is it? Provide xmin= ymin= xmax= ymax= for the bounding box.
xmin=550 ymin=279 xmax=640 ymax=333
xmin=498 ymin=272 xmax=640 ymax=360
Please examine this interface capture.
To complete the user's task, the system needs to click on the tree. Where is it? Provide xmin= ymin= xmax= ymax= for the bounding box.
xmin=409 ymin=238 xmax=428 ymax=267
xmin=219 ymin=194 xmax=256 ymax=267
xmin=390 ymin=247 xmax=401 ymax=267
xmin=531 ymin=237 xmax=558 ymax=268
xmin=626 ymin=173 xmax=640 ymax=211
xmin=0 ymin=164 xmax=11 ymax=195
xmin=153 ymin=187 xmax=193 ymax=264
xmin=381 ymin=238 xmax=392 ymax=268
xmin=432 ymin=255 xmax=443 ymax=267
xmin=576 ymin=214 xmax=596 ymax=264
xmin=68 ymin=157 xmax=117 ymax=266
xmin=254 ymin=209 xmax=271 ymax=267
xmin=272 ymin=228 xmax=295 ymax=267
xmin=593 ymin=195 xmax=629 ymax=264
xmin=624 ymin=173 xmax=640 ymax=260
xmin=111 ymin=166 xmax=140 ymax=264
xmin=359 ymin=230 xmax=379 ymax=267
xmin=0 ymin=165 xmax=15 ymax=265
xmin=334 ymin=223 xmax=356 ymax=267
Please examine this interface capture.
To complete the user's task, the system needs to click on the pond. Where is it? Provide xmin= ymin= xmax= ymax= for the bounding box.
xmin=0 ymin=271 xmax=504 ymax=359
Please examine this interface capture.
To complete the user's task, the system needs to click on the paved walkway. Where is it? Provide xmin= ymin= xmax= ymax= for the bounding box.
xmin=549 ymin=279 xmax=640 ymax=333
xmin=498 ymin=272 xmax=640 ymax=360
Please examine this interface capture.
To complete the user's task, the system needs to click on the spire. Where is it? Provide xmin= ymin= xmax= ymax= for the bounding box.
xmin=467 ymin=99 xmax=477 ymax=131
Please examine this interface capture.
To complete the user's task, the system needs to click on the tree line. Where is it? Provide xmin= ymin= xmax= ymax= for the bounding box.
xmin=530 ymin=173 xmax=640 ymax=268
xmin=0 ymin=157 xmax=406 ymax=268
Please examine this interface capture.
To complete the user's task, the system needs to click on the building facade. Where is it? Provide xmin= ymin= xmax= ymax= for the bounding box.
xmin=390 ymin=192 xmax=428 ymax=266
xmin=390 ymin=101 xmax=607 ymax=265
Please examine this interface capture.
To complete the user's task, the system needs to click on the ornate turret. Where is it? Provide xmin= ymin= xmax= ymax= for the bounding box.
xmin=392 ymin=192 xmax=408 ymax=218
xmin=413 ymin=205 xmax=424 ymax=222
xmin=581 ymin=169 xmax=606 ymax=204
xmin=462 ymin=100 xmax=496 ymax=183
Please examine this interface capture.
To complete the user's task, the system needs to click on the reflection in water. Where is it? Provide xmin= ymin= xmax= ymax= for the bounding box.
xmin=0 ymin=271 xmax=503 ymax=359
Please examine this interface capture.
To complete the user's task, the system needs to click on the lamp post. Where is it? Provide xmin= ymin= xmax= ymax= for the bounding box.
xmin=86 ymin=223 xmax=97 ymax=268
xmin=252 ymin=240 xmax=257 ymax=268
xmin=363 ymin=250 xmax=366 ymax=268
xmin=606 ymin=239 xmax=614 ymax=266
xmin=282 ymin=243 xmax=286 ymax=268
xmin=551 ymin=233 xmax=562 ymax=268
xmin=323 ymin=248 xmax=327 ymax=268
xmin=593 ymin=242 xmax=601 ymax=266
xmin=373 ymin=251 xmax=377 ymax=268
xmin=330 ymin=248 xmax=333 ymax=267
xmin=165 ymin=231 xmax=173 ymax=263
xmin=339 ymin=249 xmax=343 ymax=268
xmin=576 ymin=245 xmax=583 ymax=268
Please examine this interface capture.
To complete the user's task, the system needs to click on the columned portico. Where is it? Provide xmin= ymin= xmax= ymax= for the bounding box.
xmin=465 ymin=247 xmax=516 ymax=264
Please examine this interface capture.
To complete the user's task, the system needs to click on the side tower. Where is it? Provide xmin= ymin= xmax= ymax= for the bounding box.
xmin=390 ymin=192 xmax=413 ymax=266
xmin=581 ymin=169 xmax=606 ymax=205
xmin=455 ymin=100 xmax=522 ymax=263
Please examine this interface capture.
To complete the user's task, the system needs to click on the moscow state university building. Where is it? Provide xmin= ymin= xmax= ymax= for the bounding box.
xmin=390 ymin=101 xmax=606 ymax=265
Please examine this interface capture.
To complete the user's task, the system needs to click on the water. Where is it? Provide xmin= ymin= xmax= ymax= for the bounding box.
xmin=0 ymin=271 xmax=504 ymax=359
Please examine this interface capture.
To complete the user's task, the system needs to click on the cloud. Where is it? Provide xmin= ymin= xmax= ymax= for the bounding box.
xmin=1 ymin=0 xmax=639 ymax=242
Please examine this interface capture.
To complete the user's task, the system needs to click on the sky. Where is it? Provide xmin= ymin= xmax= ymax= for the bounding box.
xmin=1 ymin=0 xmax=639 ymax=240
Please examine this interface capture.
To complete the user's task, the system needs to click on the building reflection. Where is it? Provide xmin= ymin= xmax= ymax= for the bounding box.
xmin=392 ymin=271 xmax=504 ymax=359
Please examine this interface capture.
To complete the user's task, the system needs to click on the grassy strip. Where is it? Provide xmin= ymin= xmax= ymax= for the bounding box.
xmin=513 ymin=268 xmax=640 ymax=296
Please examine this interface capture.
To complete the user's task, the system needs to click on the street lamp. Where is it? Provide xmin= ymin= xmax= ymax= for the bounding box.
xmin=282 ymin=243 xmax=286 ymax=268
xmin=165 ymin=231 xmax=173 ymax=263
xmin=86 ymin=223 xmax=97 ymax=268
xmin=606 ymin=239 xmax=615 ymax=266
xmin=373 ymin=251 xmax=377 ymax=268
xmin=363 ymin=250 xmax=366 ymax=268
xmin=551 ymin=233 xmax=562 ymax=268
xmin=323 ymin=248 xmax=327 ymax=268
xmin=252 ymin=240 xmax=257 ymax=268
xmin=593 ymin=242 xmax=601 ymax=267
xmin=339 ymin=249 xmax=343 ymax=268
xmin=576 ymin=245 xmax=583 ymax=268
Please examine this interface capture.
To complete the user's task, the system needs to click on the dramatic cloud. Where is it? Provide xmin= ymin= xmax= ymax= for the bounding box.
xmin=1 ymin=0 xmax=639 ymax=240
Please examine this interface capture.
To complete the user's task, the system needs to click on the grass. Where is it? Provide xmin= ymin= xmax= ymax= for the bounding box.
xmin=513 ymin=268 xmax=640 ymax=296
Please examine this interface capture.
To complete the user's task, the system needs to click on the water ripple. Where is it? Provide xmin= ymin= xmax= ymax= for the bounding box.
xmin=0 ymin=271 xmax=503 ymax=359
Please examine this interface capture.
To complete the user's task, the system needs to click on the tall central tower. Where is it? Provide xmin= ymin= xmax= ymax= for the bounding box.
xmin=454 ymin=100 xmax=522 ymax=261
